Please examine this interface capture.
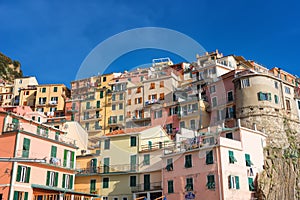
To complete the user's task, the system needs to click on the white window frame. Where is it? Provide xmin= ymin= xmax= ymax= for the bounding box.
xmin=49 ymin=171 xmax=56 ymax=187
xmin=241 ymin=78 xmax=250 ymax=88
xmin=20 ymin=166 xmax=27 ymax=182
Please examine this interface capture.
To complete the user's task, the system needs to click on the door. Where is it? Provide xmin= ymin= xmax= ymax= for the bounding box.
xmin=144 ymin=174 xmax=150 ymax=191
xmin=130 ymin=155 xmax=137 ymax=171
xmin=103 ymin=157 xmax=110 ymax=173
xmin=91 ymin=158 xmax=97 ymax=173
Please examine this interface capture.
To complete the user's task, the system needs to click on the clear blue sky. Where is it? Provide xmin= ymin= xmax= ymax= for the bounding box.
xmin=1 ymin=0 xmax=300 ymax=86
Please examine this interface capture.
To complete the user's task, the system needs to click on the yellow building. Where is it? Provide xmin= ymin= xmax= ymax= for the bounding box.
xmin=13 ymin=76 xmax=38 ymax=105
xmin=19 ymin=85 xmax=38 ymax=110
xmin=35 ymin=84 xmax=70 ymax=117
xmin=0 ymin=82 xmax=14 ymax=106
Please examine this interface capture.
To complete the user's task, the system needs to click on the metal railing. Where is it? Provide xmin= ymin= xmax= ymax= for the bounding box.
xmin=76 ymin=164 xmax=139 ymax=174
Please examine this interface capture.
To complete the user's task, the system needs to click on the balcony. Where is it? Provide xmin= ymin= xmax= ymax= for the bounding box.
xmin=131 ymin=116 xmax=151 ymax=122
xmin=37 ymin=102 xmax=46 ymax=106
xmin=82 ymin=115 xmax=102 ymax=121
xmin=131 ymin=182 xmax=162 ymax=193
xmin=48 ymin=101 xmax=58 ymax=106
xmin=66 ymin=107 xmax=78 ymax=113
xmin=145 ymin=99 xmax=160 ymax=107
xmin=76 ymin=164 xmax=139 ymax=175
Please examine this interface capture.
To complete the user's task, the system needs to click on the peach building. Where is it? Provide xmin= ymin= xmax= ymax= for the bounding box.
xmin=0 ymin=111 xmax=96 ymax=200
xmin=162 ymin=124 xmax=266 ymax=200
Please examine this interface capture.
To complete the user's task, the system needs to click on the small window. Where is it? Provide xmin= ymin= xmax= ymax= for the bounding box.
xmin=245 ymin=154 xmax=253 ymax=167
xmin=119 ymin=115 xmax=123 ymax=121
xmin=274 ymin=81 xmax=278 ymax=89
xmin=136 ymin=87 xmax=141 ymax=93
xmin=90 ymin=179 xmax=96 ymax=193
xmin=130 ymin=176 xmax=137 ymax=187
xmin=274 ymin=95 xmax=279 ymax=104
xmin=206 ymin=151 xmax=213 ymax=165
xmin=143 ymin=154 xmax=150 ymax=165
xmin=248 ymin=177 xmax=255 ymax=191
xmin=286 ymin=99 xmax=291 ymax=110
xmin=130 ymin=136 xmax=137 ymax=147
xmin=128 ymin=89 xmax=132 ymax=95
xmin=185 ymin=178 xmax=193 ymax=191
xmin=180 ymin=121 xmax=185 ymax=129
xmin=154 ymin=110 xmax=162 ymax=119
xmin=112 ymin=94 xmax=116 ymax=101
xmin=227 ymin=91 xmax=234 ymax=102
xmin=100 ymin=91 xmax=104 ymax=98
xmin=42 ymin=88 xmax=46 ymax=93
xmin=112 ymin=104 xmax=116 ymax=110
xmin=160 ymin=81 xmax=164 ymax=88
xmin=285 ymin=86 xmax=291 ymax=94
xmin=210 ymin=85 xmax=216 ymax=93
xmin=229 ymin=150 xmax=237 ymax=164
xmin=103 ymin=177 xmax=109 ymax=188
xmin=241 ymin=78 xmax=250 ymax=88
xmin=127 ymin=99 xmax=131 ymax=105
xmin=257 ymin=92 xmax=271 ymax=101
xmin=206 ymin=175 xmax=215 ymax=189
xmin=119 ymin=93 xmax=124 ymax=100
xmin=212 ymin=97 xmax=217 ymax=107
xmin=53 ymin=87 xmax=58 ymax=92
xmin=150 ymin=83 xmax=155 ymax=89
xmin=104 ymin=139 xmax=110 ymax=150
xmin=119 ymin=103 xmax=123 ymax=110
xmin=184 ymin=154 xmax=192 ymax=168
xmin=226 ymin=132 xmax=233 ymax=139
xmin=159 ymin=93 xmax=165 ymax=100
xmin=166 ymin=158 xmax=173 ymax=171
xmin=16 ymin=165 xmax=31 ymax=183
xmin=228 ymin=175 xmax=240 ymax=189
xmin=168 ymin=180 xmax=174 ymax=193
xmin=103 ymin=77 xmax=107 ymax=82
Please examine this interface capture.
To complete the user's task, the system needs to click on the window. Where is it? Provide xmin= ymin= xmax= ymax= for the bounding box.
xmin=226 ymin=132 xmax=233 ymax=139
xmin=103 ymin=197 xmax=108 ymax=200
xmin=257 ymin=92 xmax=271 ymax=101
xmin=185 ymin=154 xmax=192 ymax=168
xmin=127 ymin=99 xmax=131 ymax=105
xmin=169 ymin=107 xmax=178 ymax=116
xmin=53 ymin=87 xmax=58 ymax=92
xmin=180 ymin=121 xmax=185 ymax=129
xmin=143 ymin=154 xmax=150 ymax=165
xmin=46 ymin=171 xmax=58 ymax=187
xmin=99 ymin=91 xmax=104 ymax=99
xmin=119 ymin=93 xmax=123 ymax=100
xmin=112 ymin=104 xmax=116 ymax=110
xmin=103 ymin=178 xmax=109 ymax=188
xmin=274 ymin=95 xmax=279 ymax=104
xmin=63 ymin=150 xmax=75 ymax=168
xmin=85 ymin=123 xmax=89 ymax=131
xmin=228 ymin=175 xmax=240 ymax=189
xmin=130 ymin=176 xmax=137 ymax=187
xmin=286 ymin=99 xmax=291 ymax=110
xmin=104 ymin=139 xmax=110 ymax=149
xmin=154 ymin=110 xmax=162 ymax=119
xmin=285 ymin=86 xmax=291 ymax=94
xmin=86 ymin=102 xmax=91 ymax=109
xmin=130 ymin=136 xmax=137 ymax=147
xmin=210 ymin=85 xmax=216 ymax=93
xmin=128 ymin=89 xmax=131 ymax=95
xmin=90 ymin=179 xmax=96 ymax=193
xmin=38 ymin=97 xmax=47 ymax=105
xmin=190 ymin=120 xmax=196 ymax=130
xmin=241 ymin=78 xmax=250 ymax=88
xmin=248 ymin=177 xmax=255 ymax=191
xmin=206 ymin=151 xmax=213 ymax=165
xmin=227 ymin=91 xmax=233 ymax=102
xmin=42 ymin=87 xmax=46 ymax=93
xmin=62 ymin=174 xmax=73 ymax=189
xmin=160 ymin=81 xmax=164 ymax=88
xmin=212 ymin=97 xmax=217 ymax=107
xmin=159 ymin=93 xmax=165 ymax=100
xmin=206 ymin=175 xmax=215 ymax=189
xmin=274 ymin=81 xmax=278 ymax=89
xmin=298 ymin=100 xmax=300 ymax=110
xmin=150 ymin=83 xmax=155 ymax=89
xmin=136 ymin=87 xmax=141 ymax=93
xmin=112 ymin=94 xmax=116 ymax=101
xmin=140 ymin=76 xmax=144 ymax=81
xmin=16 ymin=165 xmax=31 ymax=183
xmin=50 ymin=97 xmax=58 ymax=102
xmin=119 ymin=103 xmax=123 ymax=110
xmin=166 ymin=158 xmax=173 ymax=171
xmin=229 ymin=150 xmax=237 ymax=164
xmin=185 ymin=178 xmax=193 ymax=191
xmin=103 ymin=77 xmax=107 ymax=82
xmin=119 ymin=115 xmax=123 ymax=121
xmin=135 ymin=97 xmax=142 ymax=104
xmin=50 ymin=145 xmax=57 ymax=159
xmin=245 ymin=154 xmax=253 ymax=167
xmin=13 ymin=191 xmax=28 ymax=200
xmin=22 ymin=138 xmax=30 ymax=158
xmin=168 ymin=180 xmax=174 ymax=193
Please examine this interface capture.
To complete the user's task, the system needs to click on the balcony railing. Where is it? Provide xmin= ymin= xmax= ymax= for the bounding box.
xmin=131 ymin=182 xmax=162 ymax=193
xmin=76 ymin=164 xmax=139 ymax=175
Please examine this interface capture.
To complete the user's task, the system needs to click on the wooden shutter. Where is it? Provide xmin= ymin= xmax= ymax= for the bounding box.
xmin=51 ymin=146 xmax=57 ymax=158
xmin=16 ymin=166 xmax=22 ymax=181
xmin=235 ymin=176 xmax=240 ymax=189
xmin=46 ymin=171 xmax=50 ymax=186
xmin=55 ymin=172 xmax=59 ymax=187
xmin=69 ymin=175 xmax=73 ymax=189
xmin=25 ymin=167 xmax=31 ymax=183
xmin=63 ymin=150 xmax=67 ymax=167
xmin=62 ymin=174 xmax=66 ymax=188
xmin=71 ymin=151 xmax=75 ymax=168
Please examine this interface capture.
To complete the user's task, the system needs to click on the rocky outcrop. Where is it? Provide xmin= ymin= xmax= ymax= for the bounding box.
xmin=0 ymin=52 xmax=23 ymax=82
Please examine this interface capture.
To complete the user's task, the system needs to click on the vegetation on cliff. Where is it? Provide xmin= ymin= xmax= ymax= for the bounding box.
xmin=0 ymin=52 xmax=23 ymax=82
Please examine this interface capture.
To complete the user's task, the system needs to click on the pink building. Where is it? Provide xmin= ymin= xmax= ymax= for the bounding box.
xmin=0 ymin=111 xmax=96 ymax=200
xmin=162 ymin=125 xmax=266 ymax=200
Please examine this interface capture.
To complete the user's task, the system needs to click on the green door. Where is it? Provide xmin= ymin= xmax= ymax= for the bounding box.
xmin=144 ymin=174 xmax=150 ymax=191
xmin=103 ymin=157 xmax=110 ymax=173
xmin=91 ymin=158 xmax=97 ymax=173
xmin=130 ymin=155 xmax=137 ymax=171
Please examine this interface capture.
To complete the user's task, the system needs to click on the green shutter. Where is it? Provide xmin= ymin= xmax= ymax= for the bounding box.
xmin=62 ymin=174 xmax=66 ymax=188
xmin=22 ymin=138 xmax=30 ymax=158
xmin=26 ymin=167 xmax=31 ymax=183
xmin=45 ymin=128 xmax=49 ymax=137
xmin=46 ymin=171 xmax=50 ymax=186
xmin=168 ymin=180 xmax=174 ymax=193
xmin=71 ymin=151 xmax=75 ymax=168
xmin=274 ymin=95 xmax=278 ymax=104
xmin=228 ymin=176 xmax=232 ymax=189
xmin=16 ymin=166 xmax=22 ymax=182
xmin=248 ymin=177 xmax=255 ymax=191
xmin=229 ymin=150 xmax=236 ymax=163
xmin=97 ymin=101 xmax=100 ymax=108
xmin=24 ymin=192 xmax=28 ymax=200
xmin=13 ymin=191 xmax=19 ymax=200
xmin=235 ymin=176 xmax=240 ymax=189
xmin=90 ymin=179 xmax=96 ymax=192
xmin=268 ymin=93 xmax=272 ymax=101
xmin=245 ymin=154 xmax=251 ymax=166
xmin=206 ymin=151 xmax=213 ymax=164
xmin=37 ymin=126 xmax=41 ymax=135
xmin=69 ymin=175 xmax=73 ymax=189
xmin=63 ymin=150 xmax=67 ymax=167
xmin=55 ymin=172 xmax=59 ymax=187
xmin=100 ymin=91 xmax=104 ymax=98
xmin=51 ymin=146 xmax=57 ymax=158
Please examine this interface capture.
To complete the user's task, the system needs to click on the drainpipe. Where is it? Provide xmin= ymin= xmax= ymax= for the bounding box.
xmin=8 ymin=131 xmax=20 ymax=200
xmin=216 ymin=146 xmax=223 ymax=200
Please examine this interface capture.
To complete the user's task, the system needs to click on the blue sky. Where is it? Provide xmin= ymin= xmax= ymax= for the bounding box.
xmin=1 ymin=0 xmax=300 ymax=86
